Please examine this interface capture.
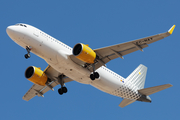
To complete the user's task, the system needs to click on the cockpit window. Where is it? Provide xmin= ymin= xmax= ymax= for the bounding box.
xmin=15 ymin=24 xmax=27 ymax=27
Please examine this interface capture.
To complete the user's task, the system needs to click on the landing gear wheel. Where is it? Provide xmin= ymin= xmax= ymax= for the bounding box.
xmin=90 ymin=63 xmax=100 ymax=80
xmin=90 ymin=74 xmax=95 ymax=80
xmin=24 ymin=54 xmax=30 ymax=59
xmin=57 ymin=75 xmax=68 ymax=95
xmin=58 ymin=87 xmax=68 ymax=95
xmin=62 ymin=87 xmax=68 ymax=93
xmin=25 ymin=46 xmax=31 ymax=59
xmin=90 ymin=72 xmax=100 ymax=80
xmin=58 ymin=88 xmax=63 ymax=95
xmin=94 ymin=72 xmax=99 ymax=78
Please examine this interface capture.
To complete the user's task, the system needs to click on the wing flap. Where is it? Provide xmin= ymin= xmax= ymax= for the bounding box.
xmin=138 ymin=84 xmax=173 ymax=96
xmin=106 ymin=44 xmax=148 ymax=61
xmin=119 ymin=99 xmax=136 ymax=108
xmin=23 ymin=84 xmax=44 ymax=101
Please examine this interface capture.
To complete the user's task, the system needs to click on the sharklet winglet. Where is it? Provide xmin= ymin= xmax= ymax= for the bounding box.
xmin=168 ymin=25 xmax=176 ymax=34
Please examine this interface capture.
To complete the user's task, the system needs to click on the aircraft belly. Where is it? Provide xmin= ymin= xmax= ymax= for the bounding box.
xmin=52 ymin=48 xmax=142 ymax=99
xmin=48 ymin=62 xmax=91 ymax=84
xmin=90 ymin=68 xmax=124 ymax=95
xmin=47 ymin=51 xmax=92 ymax=84
xmin=90 ymin=68 xmax=141 ymax=100
xmin=12 ymin=38 xmax=28 ymax=49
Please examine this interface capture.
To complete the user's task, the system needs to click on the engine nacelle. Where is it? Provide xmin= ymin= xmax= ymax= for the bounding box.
xmin=73 ymin=43 xmax=96 ymax=64
xmin=25 ymin=66 xmax=48 ymax=86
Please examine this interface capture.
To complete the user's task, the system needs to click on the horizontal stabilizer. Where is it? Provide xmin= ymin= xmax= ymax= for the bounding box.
xmin=138 ymin=84 xmax=173 ymax=96
xmin=119 ymin=99 xmax=136 ymax=108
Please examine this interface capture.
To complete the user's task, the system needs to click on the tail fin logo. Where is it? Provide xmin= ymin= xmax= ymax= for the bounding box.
xmin=139 ymin=72 xmax=141 ymax=75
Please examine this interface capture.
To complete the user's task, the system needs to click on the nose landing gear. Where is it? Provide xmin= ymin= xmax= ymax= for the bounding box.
xmin=25 ymin=46 xmax=31 ymax=59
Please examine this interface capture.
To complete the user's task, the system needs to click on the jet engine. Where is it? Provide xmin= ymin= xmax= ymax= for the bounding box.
xmin=73 ymin=43 xmax=96 ymax=64
xmin=25 ymin=66 xmax=48 ymax=86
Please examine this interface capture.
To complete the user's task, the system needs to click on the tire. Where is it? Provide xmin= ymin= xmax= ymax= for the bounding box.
xmin=24 ymin=54 xmax=30 ymax=59
xmin=27 ymin=54 xmax=30 ymax=58
xmin=94 ymin=72 xmax=99 ymax=78
xmin=24 ymin=54 xmax=28 ymax=59
xmin=90 ymin=74 xmax=95 ymax=80
xmin=62 ymin=87 xmax=68 ymax=93
xmin=58 ymin=88 xmax=63 ymax=95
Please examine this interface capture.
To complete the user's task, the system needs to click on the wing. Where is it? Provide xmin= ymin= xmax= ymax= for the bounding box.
xmin=94 ymin=25 xmax=175 ymax=64
xmin=70 ymin=25 xmax=175 ymax=72
xmin=23 ymin=65 xmax=73 ymax=101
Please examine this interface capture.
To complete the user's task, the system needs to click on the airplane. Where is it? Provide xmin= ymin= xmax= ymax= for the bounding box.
xmin=6 ymin=23 xmax=175 ymax=107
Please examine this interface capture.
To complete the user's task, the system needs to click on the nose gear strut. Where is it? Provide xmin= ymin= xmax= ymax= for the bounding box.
xmin=25 ymin=46 xmax=31 ymax=59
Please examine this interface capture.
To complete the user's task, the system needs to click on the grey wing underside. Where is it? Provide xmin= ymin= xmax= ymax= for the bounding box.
xmin=94 ymin=30 xmax=172 ymax=64
xmin=138 ymin=84 xmax=173 ymax=96
xmin=119 ymin=99 xmax=136 ymax=108
xmin=70 ymin=28 xmax=172 ymax=72
xmin=23 ymin=65 xmax=73 ymax=101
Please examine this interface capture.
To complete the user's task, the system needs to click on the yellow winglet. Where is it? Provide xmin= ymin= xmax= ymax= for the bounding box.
xmin=168 ymin=25 xmax=176 ymax=34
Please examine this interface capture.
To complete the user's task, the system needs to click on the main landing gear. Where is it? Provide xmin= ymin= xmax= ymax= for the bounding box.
xmin=90 ymin=64 xmax=100 ymax=80
xmin=24 ymin=46 xmax=31 ymax=59
xmin=58 ymin=87 xmax=67 ymax=95
xmin=57 ymin=75 xmax=68 ymax=95
xmin=90 ymin=72 xmax=99 ymax=80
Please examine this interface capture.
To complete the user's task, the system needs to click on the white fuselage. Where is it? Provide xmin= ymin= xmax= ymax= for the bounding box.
xmin=6 ymin=23 xmax=141 ymax=100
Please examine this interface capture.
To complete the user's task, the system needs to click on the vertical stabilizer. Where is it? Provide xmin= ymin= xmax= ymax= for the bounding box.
xmin=126 ymin=64 xmax=147 ymax=89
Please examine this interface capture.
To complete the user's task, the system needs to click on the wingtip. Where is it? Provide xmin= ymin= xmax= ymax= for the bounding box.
xmin=168 ymin=25 xmax=176 ymax=34
xmin=167 ymin=83 xmax=173 ymax=87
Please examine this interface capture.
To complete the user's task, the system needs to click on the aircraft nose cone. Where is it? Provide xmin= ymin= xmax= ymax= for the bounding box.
xmin=6 ymin=26 xmax=16 ymax=35
xmin=6 ymin=25 xmax=20 ymax=40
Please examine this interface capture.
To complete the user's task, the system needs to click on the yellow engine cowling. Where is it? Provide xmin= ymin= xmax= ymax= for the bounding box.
xmin=25 ymin=66 xmax=48 ymax=86
xmin=73 ymin=43 xmax=96 ymax=64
